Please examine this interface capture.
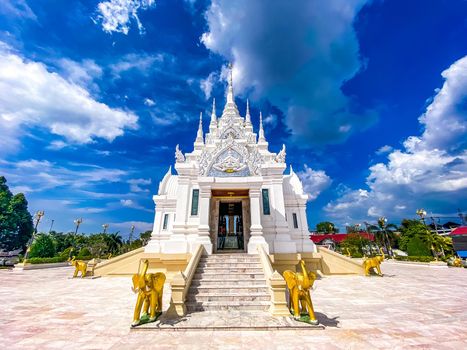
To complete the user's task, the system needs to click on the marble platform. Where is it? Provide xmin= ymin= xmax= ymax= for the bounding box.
xmin=1 ymin=261 xmax=466 ymax=349
xmin=135 ymin=310 xmax=324 ymax=331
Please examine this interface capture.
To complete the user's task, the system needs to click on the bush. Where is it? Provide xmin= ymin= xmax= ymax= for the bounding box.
xmin=77 ymin=247 xmax=91 ymax=259
xmin=77 ymin=256 xmax=92 ymax=261
xmin=59 ymin=247 xmax=75 ymax=259
xmin=395 ymin=255 xmax=434 ymax=262
xmin=29 ymin=234 xmax=56 ymax=258
xmin=26 ymin=256 xmax=68 ymax=264
xmin=406 ymin=236 xmax=431 ymax=257
xmin=340 ymin=233 xmax=371 ymax=256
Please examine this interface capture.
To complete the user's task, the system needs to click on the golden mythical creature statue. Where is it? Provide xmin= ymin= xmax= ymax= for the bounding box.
xmin=362 ymin=248 xmax=385 ymax=276
xmin=68 ymin=256 xmax=88 ymax=278
xmin=452 ymin=257 xmax=463 ymax=267
xmin=283 ymin=260 xmax=318 ymax=325
xmin=345 ymin=248 xmax=351 ymax=257
xmin=131 ymin=259 xmax=166 ymax=327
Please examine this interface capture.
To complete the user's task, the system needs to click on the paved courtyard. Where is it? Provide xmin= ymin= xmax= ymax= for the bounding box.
xmin=1 ymin=261 xmax=466 ymax=349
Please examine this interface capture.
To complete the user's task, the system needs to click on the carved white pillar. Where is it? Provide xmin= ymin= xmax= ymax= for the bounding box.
xmin=145 ymin=201 xmax=162 ymax=253
xmin=271 ymin=179 xmax=297 ymax=253
xmin=196 ymin=186 xmax=213 ymax=254
xmin=247 ymin=188 xmax=269 ymax=254
xmin=164 ymin=177 xmax=190 ymax=253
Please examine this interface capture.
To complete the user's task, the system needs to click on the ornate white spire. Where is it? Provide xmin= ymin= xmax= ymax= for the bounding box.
xmin=245 ymin=99 xmax=251 ymax=125
xmin=258 ymin=111 xmax=265 ymax=141
xmin=196 ymin=112 xmax=204 ymax=143
xmin=226 ymin=62 xmax=234 ymax=104
xmin=210 ymin=98 xmax=217 ymax=127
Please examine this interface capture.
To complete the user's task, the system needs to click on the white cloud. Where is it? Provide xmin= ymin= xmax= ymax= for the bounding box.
xmin=144 ymin=98 xmax=155 ymax=106
xmin=120 ymin=199 xmax=134 ymax=207
xmin=297 ymin=164 xmax=332 ymax=201
xmin=109 ymin=221 xmax=153 ymax=236
xmin=0 ymin=43 xmax=138 ymax=154
xmin=200 ymin=71 xmax=218 ymax=100
xmin=263 ymin=114 xmax=278 ymax=129
xmin=128 ymin=178 xmax=151 ymax=192
xmin=0 ymin=0 xmax=36 ymax=20
xmin=57 ymin=58 xmax=103 ymax=90
xmin=325 ymin=56 xmax=467 ymax=224
xmin=120 ymin=198 xmax=151 ymax=211
xmin=46 ymin=140 xmax=68 ymax=150
xmin=201 ymin=0 xmax=374 ymax=146
xmin=1 ymin=159 xmax=129 ymax=193
xmin=109 ymin=52 xmax=163 ymax=77
xmin=95 ymin=0 xmax=156 ymax=35
xmin=375 ymin=145 xmax=393 ymax=155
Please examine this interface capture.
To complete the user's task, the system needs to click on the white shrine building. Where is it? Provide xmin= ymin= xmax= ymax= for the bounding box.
xmin=145 ymin=70 xmax=316 ymax=255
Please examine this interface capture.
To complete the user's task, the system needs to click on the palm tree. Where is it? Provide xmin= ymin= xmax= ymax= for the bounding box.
xmin=105 ymin=232 xmax=123 ymax=255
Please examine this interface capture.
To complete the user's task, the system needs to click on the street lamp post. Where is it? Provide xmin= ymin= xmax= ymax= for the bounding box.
xmin=24 ymin=210 xmax=45 ymax=261
xmin=416 ymin=209 xmax=427 ymax=225
xmin=102 ymin=224 xmax=109 ymax=235
xmin=74 ymin=218 xmax=83 ymax=235
xmin=129 ymin=225 xmax=135 ymax=244
xmin=378 ymin=216 xmax=393 ymax=258
xmin=416 ymin=208 xmax=437 ymax=260
xmin=48 ymin=219 xmax=55 ymax=233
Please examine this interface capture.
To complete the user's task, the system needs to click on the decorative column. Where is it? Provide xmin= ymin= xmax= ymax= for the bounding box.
xmin=145 ymin=204 xmax=162 ymax=253
xmin=247 ymin=188 xmax=269 ymax=254
xmin=271 ymin=179 xmax=297 ymax=253
xmin=196 ymin=186 xmax=213 ymax=254
xmin=165 ymin=177 xmax=190 ymax=253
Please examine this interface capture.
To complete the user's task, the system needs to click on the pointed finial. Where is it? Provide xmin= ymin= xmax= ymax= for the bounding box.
xmin=210 ymin=98 xmax=216 ymax=125
xmin=196 ymin=112 xmax=204 ymax=143
xmin=228 ymin=62 xmax=233 ymax=86
xmin=259 ymin=111 xmax=265 ymax=141
xmin=290 ymin=164 xmax=294 ymax=175
xmin=226 ymin=62 xmax=234 ymax=104
xmin=245 ymin=99 xmax=251 ymax=125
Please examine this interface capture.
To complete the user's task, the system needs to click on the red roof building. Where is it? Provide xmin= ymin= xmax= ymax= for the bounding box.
xmin=450 ymin=226 xmax=467 ymax=235
xmin=309 ymin=232 xmax=375 ymax=244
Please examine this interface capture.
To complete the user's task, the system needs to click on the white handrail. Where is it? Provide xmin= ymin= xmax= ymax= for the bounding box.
xmin=183 ymin=244 xmax=204 ymax=296
xmin=257 ymin=245 xmax=274 ymax=278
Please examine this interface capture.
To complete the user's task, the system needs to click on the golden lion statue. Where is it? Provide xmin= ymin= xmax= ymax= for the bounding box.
xmin=362 ymin=248 xmax=385 ymax=276
xmin=68 ymin=256 xmax=88 ymax=278
xmin=131 ymin=259 xmax=166 ymax=327
xmin=283 ymin=260 xmax=318 ymax=325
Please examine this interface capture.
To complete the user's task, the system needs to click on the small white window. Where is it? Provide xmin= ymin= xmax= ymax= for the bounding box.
xmin=293 ymin=213 xmax=298 ymax=229
xmin=163 ymin=213 xmax=169 ymax=230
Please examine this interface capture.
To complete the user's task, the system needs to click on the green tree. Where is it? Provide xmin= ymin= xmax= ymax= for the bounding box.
xmin=140 ymin=230 xmax=152 ymax=245
xmin=28 ymin=234 xmax=56 ymax=258
xmin=398 ymin=219 xmax=433 ymax=256
xmin=104 ymin=232 xmax=123 ymax=254
xmin=316 ymin=221 xmax=338 ymax=234
xmin=0 ymin=176 xmax=33 ymax=251
xmin=406 ymin=236 xmax=431 ymax=256
xmin=340 ymin=233 xmax=371 ymax=257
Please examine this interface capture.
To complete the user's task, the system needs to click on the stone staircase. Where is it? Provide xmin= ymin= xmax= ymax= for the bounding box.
xmin=186 ymin=253 xmax=271 ymax=312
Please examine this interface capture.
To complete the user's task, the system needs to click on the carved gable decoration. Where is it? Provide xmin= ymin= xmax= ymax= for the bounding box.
xmin=208 ymin=148 xmax=249 ymax=177
xmin=220 ymin=126 xmax=242 ymax=140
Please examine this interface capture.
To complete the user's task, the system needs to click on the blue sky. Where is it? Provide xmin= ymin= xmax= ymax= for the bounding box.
xmin=0 ymin=0 xmax=466 ymax=236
